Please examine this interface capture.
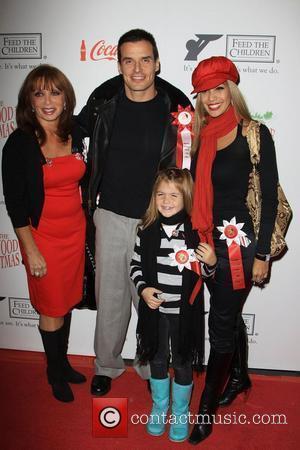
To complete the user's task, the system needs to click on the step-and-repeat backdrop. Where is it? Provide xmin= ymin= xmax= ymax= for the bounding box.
xmin=0 ymin=0 xmax=299 ymax=371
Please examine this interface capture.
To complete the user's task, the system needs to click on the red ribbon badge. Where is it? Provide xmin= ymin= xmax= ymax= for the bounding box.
xmin=217 ymin=218 xmax=249 ymax=290
xmin=169 ymin=245 xmax=202 ymax=304
xmin=171 ymin=105 xmax=194 ymax=170
xmin=189 ymin=261 xmax=202 ymax=305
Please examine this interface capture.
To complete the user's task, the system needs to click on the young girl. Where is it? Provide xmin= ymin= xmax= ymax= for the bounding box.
xmin=130 ymin=168 xmax=217 ymax=442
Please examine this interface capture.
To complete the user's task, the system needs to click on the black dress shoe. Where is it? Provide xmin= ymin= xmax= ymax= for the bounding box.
xmin=91 ymin=375 xmax=111 ymax=396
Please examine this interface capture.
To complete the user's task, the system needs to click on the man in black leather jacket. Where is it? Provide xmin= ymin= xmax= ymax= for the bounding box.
xmin=77 ymin=29 xmax=192 ymax=396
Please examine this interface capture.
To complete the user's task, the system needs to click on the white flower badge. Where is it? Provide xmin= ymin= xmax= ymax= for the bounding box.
xmin=217 ymin=217 xmax=250 ymax=247
xmin=169 ymin=245 xmax=197 ymax=272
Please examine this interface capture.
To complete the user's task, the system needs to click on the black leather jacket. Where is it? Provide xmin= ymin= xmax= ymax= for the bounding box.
xmin=76 ymin=75 xmax=192 ymax=212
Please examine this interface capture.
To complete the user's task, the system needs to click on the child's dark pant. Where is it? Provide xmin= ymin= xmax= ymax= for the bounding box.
xmin=150 ymin=313 xmax=192 ymax=385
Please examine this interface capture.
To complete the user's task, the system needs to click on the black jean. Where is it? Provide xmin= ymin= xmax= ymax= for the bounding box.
xmin=207 ymin=229 xmax=256 ymax=353
xmin=150 ymin=313 xmax=193 ymax=385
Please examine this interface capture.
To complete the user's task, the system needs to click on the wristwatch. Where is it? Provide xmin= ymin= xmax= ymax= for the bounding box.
xmin=255 ymin=253 xmax=271 ymax=262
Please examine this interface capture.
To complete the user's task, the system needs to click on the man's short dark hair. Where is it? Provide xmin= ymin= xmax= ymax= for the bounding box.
xmin=117 ymin=29 xmax=159 ymax=62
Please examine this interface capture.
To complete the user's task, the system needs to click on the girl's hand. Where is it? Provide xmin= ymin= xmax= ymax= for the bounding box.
xmin=141 ymin=287 xmax=164 ymax=310
xmin=27 ymin=249 xmax=47 ymax=278
xmin=195 ymin=243 xmax=217 ymax=267
xmin=252 ymin=258 xmax=269 ymax=285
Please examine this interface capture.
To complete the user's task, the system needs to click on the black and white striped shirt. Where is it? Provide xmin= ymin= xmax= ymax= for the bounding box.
xmin=130 ymin=223 xmax=216 ymax=315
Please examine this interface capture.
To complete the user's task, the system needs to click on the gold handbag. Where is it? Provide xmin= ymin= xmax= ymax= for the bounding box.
xmin=246 ymin=120 xmax=292 ymax=257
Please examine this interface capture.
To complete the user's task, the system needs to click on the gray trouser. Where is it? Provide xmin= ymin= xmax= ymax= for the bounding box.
xmin=93 ymin=208 xmax=150 ymax=379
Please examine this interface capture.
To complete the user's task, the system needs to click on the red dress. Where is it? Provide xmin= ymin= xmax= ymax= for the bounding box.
xmin=23 ymin=153 xmax=86 ymax=317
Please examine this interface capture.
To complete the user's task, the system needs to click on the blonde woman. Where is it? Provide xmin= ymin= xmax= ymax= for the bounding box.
xmin=189 ymin=56 xmax=279 ymax=444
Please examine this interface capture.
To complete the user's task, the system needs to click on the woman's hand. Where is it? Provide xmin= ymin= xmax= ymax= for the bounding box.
xmin=15 ymin=226 xmax=47 ymax=278
xmin=195 ymin=243 xmax=217 ymax=267
xmin=27 ymin=249 xmax=47 ymax=278
xmin=252 ymin=258 xmax=269 ymax=285
xmin=141 ymin=287 xmax=164 ymax=310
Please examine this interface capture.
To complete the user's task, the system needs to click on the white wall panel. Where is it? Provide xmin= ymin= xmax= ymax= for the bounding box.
xmin=0 ymin=0 xmax=299 ymax=370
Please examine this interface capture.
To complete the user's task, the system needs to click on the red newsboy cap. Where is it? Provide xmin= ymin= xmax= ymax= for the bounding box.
xmin=191 ymin=56 xmax=239 ymax=94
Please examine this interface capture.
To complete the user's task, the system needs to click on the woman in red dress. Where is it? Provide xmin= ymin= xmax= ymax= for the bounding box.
xmin=2 ymin=65 xmax=87 ymax=402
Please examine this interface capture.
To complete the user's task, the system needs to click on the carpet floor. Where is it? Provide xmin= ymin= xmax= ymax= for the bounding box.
xmin=1 ymin=349 xmax=299 ymax=450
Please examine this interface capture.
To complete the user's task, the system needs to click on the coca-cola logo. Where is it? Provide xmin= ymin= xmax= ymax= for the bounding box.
xmin=0 ymin=102 xmax=16 ymax=139
xmin=80 ymin=39 xmax=117 ymax=62
xmin=0 ymin=233 xmax=21 ymax=269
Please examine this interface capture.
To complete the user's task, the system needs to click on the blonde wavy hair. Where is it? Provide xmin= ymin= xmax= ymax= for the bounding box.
xmin=191 ymin=80 xmax=252 ymax=155
xmin=141 ymin=168 xmax=194 ymax=229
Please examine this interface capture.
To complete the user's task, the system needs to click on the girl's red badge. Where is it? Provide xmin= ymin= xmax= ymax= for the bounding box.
xmin=169 ymin=245 xmax=197 ymax=272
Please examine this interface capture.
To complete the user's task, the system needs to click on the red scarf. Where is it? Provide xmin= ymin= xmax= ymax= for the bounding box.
xmin=192 ymin=106 xmax=239 ymax=245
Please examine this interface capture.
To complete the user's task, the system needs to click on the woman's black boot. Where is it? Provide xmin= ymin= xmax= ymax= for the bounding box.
xmin=219 ymin=320 xmax=251 ymax=407
xmin=60 ymin=313 xmax=86 ymax=384
xmin=39 ymin=327 xmax=74 ymax=402
xmin=189 ymin=350 xmax=233 ymax=445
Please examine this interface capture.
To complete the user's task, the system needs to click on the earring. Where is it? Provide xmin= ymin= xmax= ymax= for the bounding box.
xmin=63 ymin=103 xmax=66 ymax=111
xmin=32 ymin=107 xmax=35 ymax=112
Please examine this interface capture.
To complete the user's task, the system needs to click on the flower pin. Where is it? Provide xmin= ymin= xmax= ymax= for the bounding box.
xmin=217 ymin=217 xmax=250 ymax=247
xmin=169 ymin=245 xmax=197 ymax=272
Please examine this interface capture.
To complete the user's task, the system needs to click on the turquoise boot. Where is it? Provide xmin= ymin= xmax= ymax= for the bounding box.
xmin=169 ymin=380 xmax=193 ymax=442
xmin=147 ymin=377 xmax=170 ymax=436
